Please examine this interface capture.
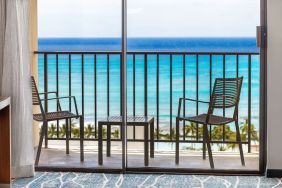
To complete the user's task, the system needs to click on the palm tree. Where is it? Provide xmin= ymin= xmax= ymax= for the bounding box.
xmin=59 ymin=124 xmax=66 ymax=138
xmin=84 ymin=124 xmax=94 ymax=139
xmin=154 ymin=128 xmax=165 ymax=140
xmin=71 ymin=127 xmax=80 ymax=138
xmin=112 ymin=129 xmax=120 ymax=139
xmin=48 ymin=123 xmax=57 ymax=138
xmin=218 ymin=145 xmax=228 ymax=151
xmin=211 ymin=125 xmax=224 ymax=141
xmin=58 ymin=120 xmax=81 ymax=138
xmin=198 ymin=125 xmax=204 ymax=140
xmin=240 ymin=119 xmax=259 ymax=144
xmin=184 ymin=122 xmax=197 ymax=140
xmin=184 ymin=123 xmax=198 ymax=149
xmin=212 ymin=125 xmax=236 ymax=151
xmin=98 ymin=127 xmax=107 ymax=139
xmin=225 ymin=126 xmax=237 ymax=150
xmin=163 ymin=128 xmax=176 ymax=140
xmin=70 ymin=120 xmax=80 ymax=138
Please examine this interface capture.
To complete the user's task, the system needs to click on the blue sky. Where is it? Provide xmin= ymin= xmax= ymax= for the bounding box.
xmin=38 ymin=0 xmax=260 ymax=38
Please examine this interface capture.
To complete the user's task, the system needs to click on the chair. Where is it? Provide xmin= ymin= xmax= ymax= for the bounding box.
xmin=31 ymin=76 xmax=84 ymax=166
xmin=175 ymin=77 xmax=245 ymax=169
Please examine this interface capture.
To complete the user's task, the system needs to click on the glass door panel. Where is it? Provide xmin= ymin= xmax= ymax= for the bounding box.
xmin=126 ymin=0 xmax=260 ymax=171
xmin=37 ymin=0 xmax=123 ymax=170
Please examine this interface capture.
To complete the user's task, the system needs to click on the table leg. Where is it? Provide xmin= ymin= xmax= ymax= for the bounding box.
xmin=107 ymin=124 xmax=111 ymax=157
xmin=80 ymin=116 xmax=84 ymax=162
xmin=144 ymin=123 xmax=149 ymax=166
xmin=98 ymin=123 xmax=103 ymax=165
xmin=150 ymin=119 xmax=154 ymax=158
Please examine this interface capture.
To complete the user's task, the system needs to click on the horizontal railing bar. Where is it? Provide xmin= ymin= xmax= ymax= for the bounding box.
xmin=46 ymin=138 xmax=249 ymax=144
xmin=34 ymin=51 xmax=259 ymax=55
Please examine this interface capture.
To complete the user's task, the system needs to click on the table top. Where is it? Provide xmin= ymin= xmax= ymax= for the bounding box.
xmin=98 ymin=116 xmax=154 ymax=125
xmin=0 ymin=97 xmax=10 ymax=110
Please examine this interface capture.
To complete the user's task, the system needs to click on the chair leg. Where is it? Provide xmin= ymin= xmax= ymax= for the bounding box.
xmin=175 ymin=118 xmax=180 ymax=164
xmin=44 ymin=122 xmax=48 ymax=148
xmin=203 ymin=124 xmax=206 ymax=160
xmin=35 ymin=121 xmax=47 ymax=166
xmin=144 ymin=123 xmax=149 ymax=166
xmin=66 ymin=119 xmax=70 ymax=155
xmin=235 ymin=121 xmax=245 ymax=166
xmin=203 ymin=124 xmax=214 ymax=169
xmin=150 ymin=119 xmax=155 ymax=158
xmin=80 ymin=116 xmax=84 ymax=162
xmin=107 ymin=124 xmax=111 ymax=157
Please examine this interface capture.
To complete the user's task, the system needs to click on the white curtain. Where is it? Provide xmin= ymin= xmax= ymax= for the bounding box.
xmin=0 ymin=0 xmax=34 ymax=178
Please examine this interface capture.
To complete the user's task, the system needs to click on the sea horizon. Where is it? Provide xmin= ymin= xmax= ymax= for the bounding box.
xmin=39 ymin=37 xmax=259 ymax=53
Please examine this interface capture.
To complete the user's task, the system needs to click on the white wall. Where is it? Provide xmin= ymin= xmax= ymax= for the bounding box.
xmin=267 ymin=0 xmax=282 ymax=169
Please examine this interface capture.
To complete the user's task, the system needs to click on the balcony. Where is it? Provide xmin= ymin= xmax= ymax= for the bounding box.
xmin=34 ymin=51 xmax=260 ymax=171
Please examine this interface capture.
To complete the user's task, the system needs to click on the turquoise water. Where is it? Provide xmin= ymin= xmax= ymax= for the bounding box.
xmin=38 ymin=38 xmax=260 ymax=132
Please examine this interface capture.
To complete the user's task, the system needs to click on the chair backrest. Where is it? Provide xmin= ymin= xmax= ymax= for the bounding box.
xmin=31 ymin=76 xmax=41 ymax=106
xmin=210 ymin=77 xmax=243 ymax=109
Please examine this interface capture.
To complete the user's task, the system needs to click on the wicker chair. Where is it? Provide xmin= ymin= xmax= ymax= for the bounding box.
xmin=31 ymin=76 xmax=84 ymax=166
xmin=175 ymin=77 xmax=245 ymax=169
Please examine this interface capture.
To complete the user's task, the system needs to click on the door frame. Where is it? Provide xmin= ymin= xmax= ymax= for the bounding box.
xmin=121 ymin=0 xmax=268 ymax=175
xmin=35 ymin=0 xmax=267 ymax=175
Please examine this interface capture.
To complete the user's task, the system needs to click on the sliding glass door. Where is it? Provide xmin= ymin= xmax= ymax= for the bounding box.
xmin=37 ymin=0 xmax=124 ymax=170
xmin=37 ymin=0 xmax=265 ymax=173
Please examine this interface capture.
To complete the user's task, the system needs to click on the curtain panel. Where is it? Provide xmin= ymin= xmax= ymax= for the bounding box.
xmin=0 ymin=0 xmax=34 ymax=178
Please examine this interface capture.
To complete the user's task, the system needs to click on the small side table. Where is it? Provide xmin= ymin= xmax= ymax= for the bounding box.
xmin=98 ymin=116 xmax=154 ymax=166
xmin=0 ymin=97 xmax=11 ymax=186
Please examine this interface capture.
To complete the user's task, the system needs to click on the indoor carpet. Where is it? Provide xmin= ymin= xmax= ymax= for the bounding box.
xmin=12 ymin=172 xmax=282 ymax=188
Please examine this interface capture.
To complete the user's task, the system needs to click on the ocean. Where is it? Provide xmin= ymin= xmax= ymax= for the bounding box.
xmin=38 ymin=38 xmax=260 ymax=133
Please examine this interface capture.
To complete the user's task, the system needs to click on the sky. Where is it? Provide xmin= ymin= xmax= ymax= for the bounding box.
xmin=38 ymin=0 xmax=260 ymax=38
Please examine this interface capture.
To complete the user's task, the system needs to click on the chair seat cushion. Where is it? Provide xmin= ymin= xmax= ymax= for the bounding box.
xmin=33 ymin=111 xmax=78 ymax=121
xmin=178 ymin=114 xmax=234 ymax=125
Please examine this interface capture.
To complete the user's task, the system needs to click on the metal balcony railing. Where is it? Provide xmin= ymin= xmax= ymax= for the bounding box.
xmin=35 ymin=51 xmax=260 ymax=153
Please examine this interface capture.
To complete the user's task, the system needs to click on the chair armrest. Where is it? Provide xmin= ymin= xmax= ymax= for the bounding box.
xmin=39 ymin=92 xmax=62 ymax=111
xmin=41 ymin=96 xmax=79 ymax=116
xmin=177 ymin=98 xmax=210 ymax=117
xmin=179 ymin=98 xmax=210 ymax=104
xmin=39 ymin=91 xmax=58 ymax=96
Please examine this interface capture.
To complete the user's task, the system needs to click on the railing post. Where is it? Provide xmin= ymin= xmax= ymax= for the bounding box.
xmin=223 ymin=54 xmax=226 ymax=142
xmin=82 ymin=54 xmax=85 ymax=140
xmin=69 ymin=54 xmax=72 ymax=112
xmin=144 ymin=54 xmax=148 ymax=117
xmin=170 ymin=54 xmax=173 ymax=140
xmin=44 ymin=53 xmax=48 ymax=148
xmin=248 ymin=55 xmax=252 ymax=153
xmin=56 ymin=54 xmax=59 ymax=139
xmin=133 ymin=54 xmax=136 ymax=139
xmin=196 ymin=54 xmax=199 ymax=141
xmin=209 ymin=54 xmax=212 ymax=139
xmin=107 ymin=54 xmax=110 ymax=118
xmin=68 ymin=54 xmax=72 ymax=140
xmin=94 ymin=54 xmax=97 ymax=138
xmin=183 ymin=54 xmax=186 ymax=140
xmin=156 ymin=54 xmax=159 ymax=140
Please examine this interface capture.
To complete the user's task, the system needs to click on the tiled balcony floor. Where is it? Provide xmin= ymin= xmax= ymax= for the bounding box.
xmin=36 ymin=141 xmax=259 ymax=171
